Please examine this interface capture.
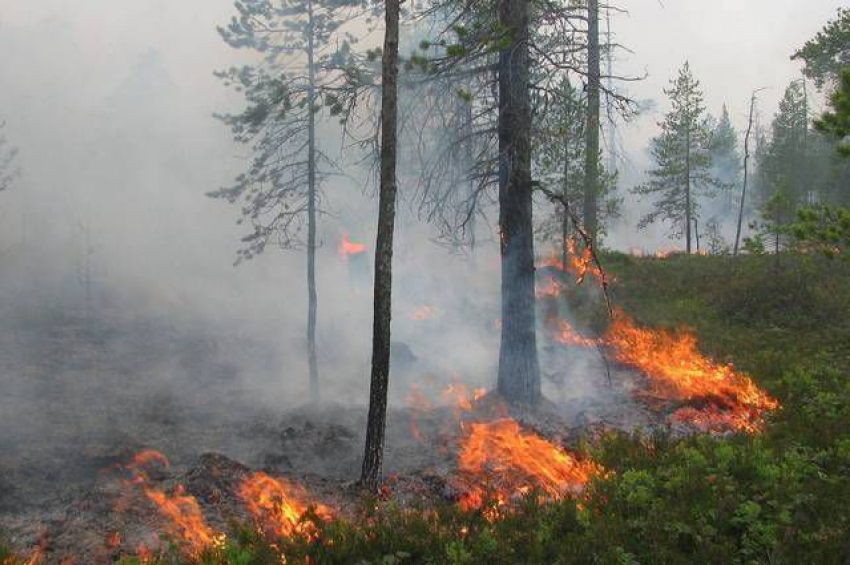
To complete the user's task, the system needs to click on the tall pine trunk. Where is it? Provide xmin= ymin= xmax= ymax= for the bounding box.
xmin=583 ymin=0 xmax=600 ymax=243
xmin=306 ymin=0 xmax=319 ymax=403
xmin=496 ymin=0 xmax=541 ymax=406
xmin=360 ymin=0 xmax=400 ymax=492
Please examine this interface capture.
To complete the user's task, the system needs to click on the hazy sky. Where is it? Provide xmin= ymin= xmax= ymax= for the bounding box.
xmin=0 ymin=0 xmax=846 ymax=259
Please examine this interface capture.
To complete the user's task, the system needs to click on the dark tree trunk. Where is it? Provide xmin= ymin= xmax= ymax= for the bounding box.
xmin=360 ymin=0 xmax=400 ymax=493
xmin=306 ymin=0 xmax=319 ymax=404
xmin=583 ymin=0 xmax=600 ymax=243
xmin=496 ymin=0 xmax=541 ymax=406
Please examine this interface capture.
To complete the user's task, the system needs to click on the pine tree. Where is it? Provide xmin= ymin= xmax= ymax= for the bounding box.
xmin=211 ymin=0 xmax=363 ymax=403
xmin=792 ymin=7 xmax=850 ymax=90
xmin=534 ymin=79 xmax=618 ymax=259
xmin=634 ymin=62 xmax=721 ymax=253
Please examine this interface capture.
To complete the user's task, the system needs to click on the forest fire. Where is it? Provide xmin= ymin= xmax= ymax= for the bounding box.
xmin=554 ymin=313 xmax=779 ymax=431
xmin=605 ymin=311 xmax=779 ymax=432
xmin=338 ymin=234 xmax=367 ymax=260
xmin=123 ymin=450 xmax=221 ymax=557
xmin=535 ymin=276 xmax=564 ymax=298
xmin=455 ymin=419 xmax=600 ymax=513
xmin=539 ymin=238 xmax=603 ymax=284
xmin=238 ymin=472 xmax=334 ymax=541
xmin=554 ymin=319 xmax=598 ymax=347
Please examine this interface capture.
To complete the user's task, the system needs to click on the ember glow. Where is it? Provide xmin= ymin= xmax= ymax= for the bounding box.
xmin=238 ymin=472 xmax=333 ymax=540
xmin=554 ymin=319 xmax=598 ymax=347
xmin=338 ymin=234 xmax=367 ymax=259
xmin=554 ymin=313 xmax=779 ymax=432
xmin=535 ymin=276 xmax=563 ymax=299
xmin=456 ymin=419 xmax=599 ymax=512
xmin=411 ymin=305 xmax=437 ymax=320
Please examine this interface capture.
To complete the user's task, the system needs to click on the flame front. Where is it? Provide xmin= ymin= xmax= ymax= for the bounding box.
xmin=554 ymin=313 xmax=779 ymax=432
xmin=123 ymin=450 xmax=220 ymax=557
xmin=143 ymin=486 xmax=220 ymax=555
xmin=338 ymin=234 xmax=366 ymax=259
xmin=238 ymin=472 xmax=333 ymax=541
xmin=605 ymin=311 xmax=779 ymax=431
xmin=456 ymin=419 xmax=599 ymax=512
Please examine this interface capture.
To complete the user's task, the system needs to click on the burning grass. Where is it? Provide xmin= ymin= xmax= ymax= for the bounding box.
xmin=455 ymin=419 xmax=600 ymax=514
xmin=552 ymin=311 xmax=779 ymax=432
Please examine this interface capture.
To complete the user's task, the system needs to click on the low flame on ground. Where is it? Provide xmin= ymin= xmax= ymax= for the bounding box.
xmin=456 ymin=419 xmax=600 ymax=513
xmin=405 ymin=382 xmax=487 ymax=442
xmin=238 ymin=472 xmax=333 ymax=540
xmin=120 ymin=450 xmax=335 ymax=559
xmin=554 ymin=312 xmax=779 ymax=432
xmin=123 ymin=450 xmax=221 ymax=557
xmin=338 ymin=234 xmax=366 ymax=260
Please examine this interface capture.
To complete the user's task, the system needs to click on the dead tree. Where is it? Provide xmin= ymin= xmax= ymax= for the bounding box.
xmin=734 ymin=90 xmax=763 ymax=256
xmin=360 ymin=0 xmax=401 ymax=493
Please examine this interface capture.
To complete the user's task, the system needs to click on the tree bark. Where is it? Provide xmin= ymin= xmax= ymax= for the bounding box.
xmin=306 ymin=0 xmax=320 ymax=404
xmin=583 ymin=0 xmax=600 ymax=243
xmin=496 ymin=0 xmax=541 ymax=406
xmin=360 ymin=0 xmax=400 ymax=493
xmin=734 ymin=92 xmax=757 ymax=256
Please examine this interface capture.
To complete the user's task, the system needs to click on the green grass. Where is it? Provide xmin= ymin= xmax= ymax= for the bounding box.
xmin=7 ymin=253 xmax=850 ymax=564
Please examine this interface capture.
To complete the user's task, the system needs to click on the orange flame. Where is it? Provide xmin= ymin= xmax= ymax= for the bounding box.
xmin=123 ymin=450 xmax=220 ymax=557
xmin=605 ymin=310 xmax=779 ymax=432
xmin=238 ymin=472 xmax=333 ymax=540
xmin=553 ymin=313 xmax=779 ymax=432
xmin=456 ymin=419 xmax=599 ymax=512
xmin=338 ymin=234 xmax=366 ymax=260
xmin=143 ymin=486 xmax=220 ymax=556
xmin=538 ymin=238 xmax=603 ymax=285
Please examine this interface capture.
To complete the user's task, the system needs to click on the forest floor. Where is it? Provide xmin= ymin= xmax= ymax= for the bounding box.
xmin=2 ymin=252 xmax=849 ymax=564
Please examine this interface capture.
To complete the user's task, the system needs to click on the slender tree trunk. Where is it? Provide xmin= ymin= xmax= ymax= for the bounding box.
xmin=496 ymin=0 xmax=541 ymax=406
xmin=465 ymin=95 xmax=477 ymax=264
xmin=360 ymin=0 xmax=400 ymax=493
xmin=562 ymin=128 xmax=571 ymax=270
xmin=734 ymin=93 xmax=757 ymax=256
xmin=684 ymin=124 xmax=692 ymax=254
xmin=306 ymin=0 xmax=320 ymax=404
xmin=583 ymin=0 xmax=600 ymax=243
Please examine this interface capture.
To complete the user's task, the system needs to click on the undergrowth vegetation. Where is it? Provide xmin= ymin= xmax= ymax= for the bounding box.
xmin=3 ymin=254 xmax=848 ymax=564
